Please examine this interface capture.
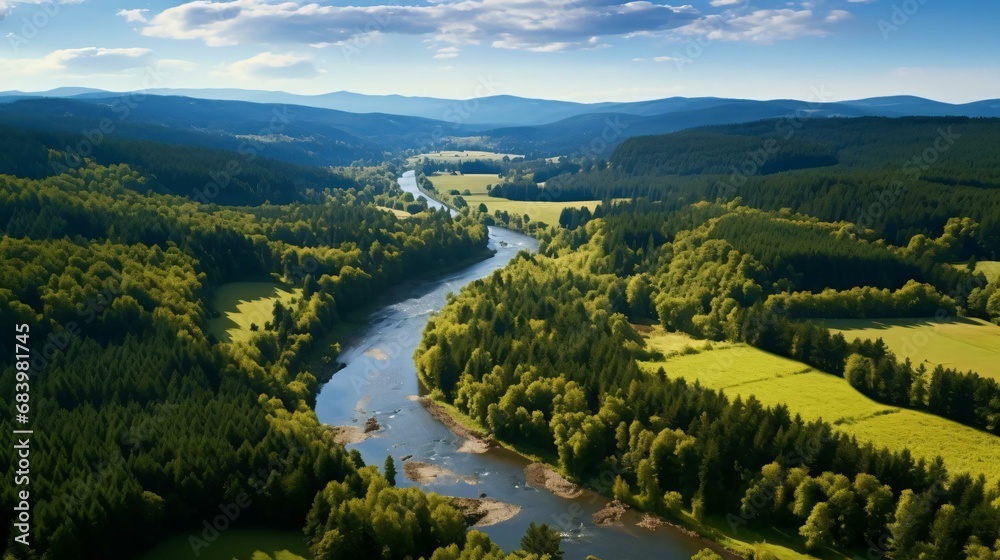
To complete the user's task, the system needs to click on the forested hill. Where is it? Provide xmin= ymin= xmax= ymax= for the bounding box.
xmin=416 ymin=200 xmax=1000 ymax=560
xmin=0 ymin=124 xmax=358 ymax=205
xmin=0 ymin=126 xmax=538 ymax=559
xmin=499 ymin=117 xmax=1000 ymax=253
xmin=0 ymin=96 xmax=482 ymax=168
xmin=610 ymin=117 xmax=1000 ymax=179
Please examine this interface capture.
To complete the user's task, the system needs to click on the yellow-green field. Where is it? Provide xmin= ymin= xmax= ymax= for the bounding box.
xmin=140 ymin=529 xmax=307 ymax=560
xmin=427 ymin=172 xmax=604 ymax=226
xmin=638 ymin=328 xmax=1000 ymax=486
xmin=406 ymin=150 xmax=523 ymax=164
xmin=974 ymin=261 xmax=1000 ymax=282
xmin=376 ymin=205 xmax=412 ymax=219
xmin=950 ymin=260 xmax=1000 ymax=282
xmin=820 ymin=317 xmax=1000 ymax=381
xmin=207 ymin=282 xmax=302 ymax=344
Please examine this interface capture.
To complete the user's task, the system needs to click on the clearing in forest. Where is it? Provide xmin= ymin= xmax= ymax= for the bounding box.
xmin=406 ymin=150 xmax=523 ymax=164
xmin=820 ymin=317 xmax=1000 ymax=381
xmin=638 ymin=327 xmax=1000 ymax=486
xmin=208 ymin=282 xmax=303 ymax=344
xmin=428 ymin=172 xmax=603 ymax=226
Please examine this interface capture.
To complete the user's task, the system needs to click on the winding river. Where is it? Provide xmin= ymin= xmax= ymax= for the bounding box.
xmin=314 ymin=171 xmax=706 ymax=559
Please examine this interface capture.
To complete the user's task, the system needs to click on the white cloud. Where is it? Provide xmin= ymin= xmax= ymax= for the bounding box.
xmin=709 ymin=0 xmax=744 ymax=6
xmin=678 ymin=9 xmax=847 ymax=44
xmin=433 ymin=46 xmax=460 ymax=59
xmin=217 ymin=52 xmax=322 ymax=80
xmin=116 ymin=8 xmax=148 ymax=23
xmin=825 ymin=9 xmax=852 ymax=23
xmin=131 ymin=0 xmax=701 ymax=54
xmin=46 ymin=47 xmax=154 ymax=73
xmin=0 ymin=47 xmax=194 ymax=80
xmin=653 ymin=55 xmax=681 ymax=62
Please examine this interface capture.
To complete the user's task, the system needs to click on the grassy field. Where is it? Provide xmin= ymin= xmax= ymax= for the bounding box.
xmin=406 ymin=150 xmax=523 ymax=164
xmin=974 ymin=260 xmax=1000 ymax=282
xmin=636 ymin=327 xmax=1000 ymax=559
xmin=820 ymin=317 xmax=1000 ymax=381
xmin=207 ymin=282 xmax=303 ymax=344
xmin=427 ymin=172 xmax=604 ymax=226
xmin=140 ymin=529 xmax=308 ymax=560
xmin=376 ymin=205 xmax=412 ymax=219
xmin=950 ymin=260 xmax=1000 ymax=282
xmin=638 ymin=327 xmax=1000 ymax=485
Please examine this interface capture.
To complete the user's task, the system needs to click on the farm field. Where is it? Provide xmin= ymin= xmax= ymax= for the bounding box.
xmin=140 ymin=529 xmax=308 ymax=560
xmin=406 ymin=150 xmax=523 ymax=164
xmin=820 ymin=317 xmax=1000 ymax=381
xmin=207 ymin=282 xmax=303 ymax=344
xmin=427 ymin=172 xmax=604 ymax=226
xmin=637 ymin=327 xmax=1000 ymax=485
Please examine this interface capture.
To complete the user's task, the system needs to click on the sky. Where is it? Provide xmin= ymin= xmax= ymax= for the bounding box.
xmin=0 ymin=0 xmax=997 ymax=103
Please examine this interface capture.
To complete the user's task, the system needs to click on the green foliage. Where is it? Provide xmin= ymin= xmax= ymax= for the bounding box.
xmin=0 ymin=139 xmax=492 ymax=558
xmin=384 ymin=456 xmax=397 ymax=487
xmin=416 ymin=198 xmax=1000 ymax=558
xmin=304 ymin=468 xmax=468 ymax=560
xmin=520 ymin=523 xmax=563 ymax=560
xmin=547 ymin=117 xmax=1000 ymax=256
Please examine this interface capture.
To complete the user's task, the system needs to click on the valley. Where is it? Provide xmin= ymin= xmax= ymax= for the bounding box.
xmin=2 ymin=18 xmax=1000 ymax=559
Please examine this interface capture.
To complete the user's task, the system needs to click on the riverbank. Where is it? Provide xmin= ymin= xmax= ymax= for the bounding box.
xmin=306 ymin=244 xmax=496 ymax=391
xmin=313 ymin=220 xmax=717 ymax=559
xmin=420 ymin=394 xmax=812 ymax=560
xmin=411 ymin=396 xmax=494 ymax=453
xmin=450 ymin=497 xmax=522 ymax=528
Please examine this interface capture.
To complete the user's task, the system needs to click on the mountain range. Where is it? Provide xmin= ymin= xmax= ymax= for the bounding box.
xmin=2 ymin=88 xmax=998 ymax=165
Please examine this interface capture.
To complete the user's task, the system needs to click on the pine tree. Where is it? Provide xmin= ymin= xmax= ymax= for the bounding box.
xmin=384 ymin=455 xmax=397 ymax=486
xmin=520 ymin=523 xmax=563 ymax=560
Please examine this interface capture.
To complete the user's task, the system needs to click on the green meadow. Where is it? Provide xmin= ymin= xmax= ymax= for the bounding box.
xmin=376 ymin=205 xmax=413 ymax=219
xmin=406 ymin=150 xmax=523 ymax=164
xmin=821 ymin=317 xmax=1000 ymax=381
xmin=428 ymin=172 xmax=604 ymax=226
xmin=207 ymin=282 xmax=303 ymax=344
xmin=975 ymin=261 xmax=1000 ymax=282
xmin=638 ymin=327 xmax=1000 ymax=486
xmin=951 ymin=260 xmax=1000 ymax=282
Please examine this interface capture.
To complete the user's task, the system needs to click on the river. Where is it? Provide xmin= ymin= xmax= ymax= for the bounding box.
xmin=314 ymin=172 xmax=706 ymax=560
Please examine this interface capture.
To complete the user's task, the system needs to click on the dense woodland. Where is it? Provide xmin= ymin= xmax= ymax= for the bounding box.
xmin=0 ymin=129 xmax=530 ymax=559
xmin=418 ymin=190 xmax=1000 ymax=558
xmin=489 ymin=118 xmax=1000 ymax=258
xmin=0 ymin=125 xmax=358 ymax=206
xmin=4 ymin=111 xmax=1000 ymax=560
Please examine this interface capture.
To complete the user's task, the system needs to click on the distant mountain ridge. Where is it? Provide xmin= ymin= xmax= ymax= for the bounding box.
xmin=3 ymin=87 xmax=998 ymax=127
xmin=2 ymin=89 xmax=999 ymax=164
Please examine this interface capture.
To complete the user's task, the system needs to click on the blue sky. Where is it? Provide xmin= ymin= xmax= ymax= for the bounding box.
xmin=1 ymin=0 xmax=997 ymax=102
